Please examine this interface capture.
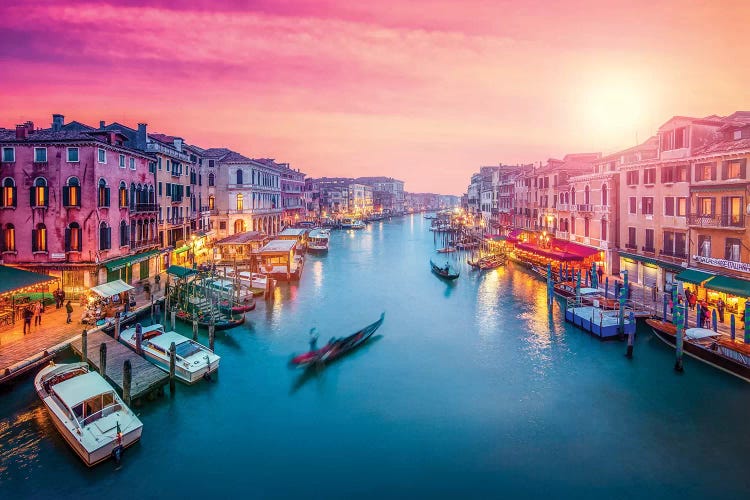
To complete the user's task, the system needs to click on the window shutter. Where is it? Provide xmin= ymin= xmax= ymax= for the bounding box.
xmin=64 ymin=228 xmax=71 ymax=251
xmin=0 ymin=191 xmax=4 ymax=208
xmin=0 ymin=227 xmax=4 ymax=251
xmin=107 ymin=228 xmax=112 ymax=249
xmin=62 ymin=186 xmax=70 ymax=207
xmin=31 ymin=229 xmax=37 ymax=252
xmin=43 ymin=187 xmax=49 ymax=207
xmin=105 ymin=187 xmax=111 ymax=207
xmin=741 ymin=159 xmax=747 ymax=179
xmin=30 ymin=187 xmax=36 ymax=207
xmin=712 ymin=164 xmax=717 ymax=181
xmin=11 ymin=187 xmax=16 ymax=207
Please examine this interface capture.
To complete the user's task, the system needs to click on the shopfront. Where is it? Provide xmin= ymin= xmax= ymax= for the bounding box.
xmin=675 ymin=267 xmax=750 ymax=315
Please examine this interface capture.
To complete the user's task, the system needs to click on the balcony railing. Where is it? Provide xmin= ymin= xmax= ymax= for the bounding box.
xmin=163 ymin=217 xmax=185 ymax=225
xmin=130 ymin=238 xmax=159 ymax=250
xmin=555 ymin=230 xmax=570 ymax=240
xmin=557 ymin=203 xmax=569 ymax=211
xmin=642 ymin=246 xmax=656 ymax=254
xmin=576 ymin=204 xmax=594 ymax=212
xmin=594 ymin=204 xmax=610 ymax=213
xmin=686 ymin=213 xmax=745 ymax=228
xmin=131 ymin=203 xmax=158 ymax=213
xmin=625 ymin=243 xmax=637 ymax=250
xmin=659 ymin=249 xmax=688 ymax=259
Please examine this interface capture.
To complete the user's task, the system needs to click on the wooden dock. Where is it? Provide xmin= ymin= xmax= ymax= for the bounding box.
xmin=70 ymin=331 xmax=168 ymax=403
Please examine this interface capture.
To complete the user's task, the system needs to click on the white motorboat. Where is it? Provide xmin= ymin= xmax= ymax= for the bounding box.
xmin=34 ymin=362 xmax=143 ymax=467
xmin=226 ymin=271 xmax=268 ymax=292
xmin=119 ymin=324 xmax=220 ymax=384
xmin=308 ymin=229 xmax=330 ymax=253
xmin=340 ymin=218 xmax=365 ymax=230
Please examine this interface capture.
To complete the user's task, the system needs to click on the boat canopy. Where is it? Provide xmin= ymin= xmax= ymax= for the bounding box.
xmin=90 ymin=279 xmax=133 ymax=298
xmin=685 ymin=328 xmax=719 ymax=340
xmin=148 ymin=330 xmax=189 ymax=351
xmin=53 ymin=372 xmax=112 ymax=406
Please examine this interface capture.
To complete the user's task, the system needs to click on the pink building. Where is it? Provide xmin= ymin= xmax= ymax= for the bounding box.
xmin=0 ymin=115 xmax=156 ymax=296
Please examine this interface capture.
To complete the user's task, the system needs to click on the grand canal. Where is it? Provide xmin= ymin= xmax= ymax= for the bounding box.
xmin=1 ymin=214 xmax=749 ymax=498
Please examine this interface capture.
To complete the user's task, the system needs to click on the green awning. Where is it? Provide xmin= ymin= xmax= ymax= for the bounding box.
xmin=104 ymin=249 xmax=160 ymax=271
xmin=617 ymin=251 xmax=684 ymax=272
xmin=675 ymin=269 xmax=716 ymax=285
xmin=167 ymin=265 xmax=196 ymax=279
xmin=173 ymin=245 xmax=190 ymax=255
xmin=705 ymin=275 xmax=750 ymax=298
xmin=0 ymin=265 xmax=57 ymax=296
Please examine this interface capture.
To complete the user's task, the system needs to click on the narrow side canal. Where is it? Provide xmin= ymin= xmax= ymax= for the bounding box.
xmin=1 ymin=214 xmax=748 ymax=498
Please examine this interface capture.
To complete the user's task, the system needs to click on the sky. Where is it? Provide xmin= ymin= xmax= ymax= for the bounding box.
xmin=0 ymin=0 xmax=748 ymax=194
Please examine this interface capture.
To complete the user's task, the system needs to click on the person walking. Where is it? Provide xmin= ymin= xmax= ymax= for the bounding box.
xmin=597 ymin=265 xmax=604 ymax=285
xmin=143 ymin=281 xmax=151 ymax=301
xmin=716 ymin=297 xmax=725 ymax=323
xmin=33 ymin=300 xmax=43 ymax=327
xmin=688 ymin=291 xmax=697 ymax=311
xmin=22 ymin=306 xmax=33 ymax=335
xmin=65 ymin=300 xmax=74 ymax=324
xmin=154 ymin=273 xmax=161 ymax=291
xmin=701 ymin=301 xmax=710 ymax=328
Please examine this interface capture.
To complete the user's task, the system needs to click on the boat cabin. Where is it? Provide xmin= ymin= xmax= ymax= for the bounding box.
xmin=53 ymin=372 xmax=118 ymax=426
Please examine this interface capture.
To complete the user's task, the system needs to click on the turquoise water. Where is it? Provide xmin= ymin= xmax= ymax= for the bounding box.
xmin=1 ymin=214 xmax=749 ymax=499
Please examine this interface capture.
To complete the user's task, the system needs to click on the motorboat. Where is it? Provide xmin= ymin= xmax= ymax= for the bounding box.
xmin=34 ymin=362 xmax=143 ymax=466
xmin=119 ymin=324 xmax=220 ymax=384
xmin=340 ymin=218 xmax=365 ymax=230
xmin=437 ymin=246 xmax=456 ymax=253
xmin=308 ymin=228 xmax=330 ymax=253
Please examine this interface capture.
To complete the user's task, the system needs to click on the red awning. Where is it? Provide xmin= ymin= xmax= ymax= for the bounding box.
xmin=558 ymin=241 xmax=600 ymax=258
xmin=507 ymin=229 xmax=522 ymax=242
xmin=515 ymin=242 xmax=584 ymax=261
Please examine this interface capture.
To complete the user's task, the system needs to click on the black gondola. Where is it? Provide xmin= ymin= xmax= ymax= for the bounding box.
xmin=430 ymin=259 xmax=460 ymax=280
xmin=291 ymin=313 xmax=385 ymax=368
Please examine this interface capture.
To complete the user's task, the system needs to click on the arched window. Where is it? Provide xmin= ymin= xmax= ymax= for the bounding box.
xmin=208 ymin=173 xmax=215 ymax=187
xmin=63 ymin=177 xmax=81 ymax=207
xmin=571 ymin=217 xmax=576 ymax=235
xmin=119 ymin=181 xmax=128 ymax=208
xmin=1 ymin=178 xmax=16 ymax=208
xmin=601 ymin=184 xmax=608 ymax=206
xmin=601 ymin=218 xmax=608 ymax=241
xmin=98 ymin=179 xmax=110 ymax=207
xmin=2 ymin=223 xmax=15 ymax=252
xmin=236 ymin=193 xmax=243 ymax=211
xmin=234 ymin=219 xmax=245 ymax=234
xmin=584 ymin=185 xmax=590 ymax=205
xmin=31 ymin=177 xmax=49 ymax=208
xmin=32 ymin=223 xmax=47 ymax=252
xmin=130 ymin=183 xmax=136 ymax=210
xmin=148 ymin=185 xmax=155 ymax=204
xmin=99 ymin=222 xmax=111 ymax=251
xmin=236 ymin=169 xmax=243 ymax=185
xmin=584 ymin=217 xmax=590 ymax=237
xmin=208 ymin=195 xmax=215 ymax=210
xmin=121 ymin=220 xmax=129 ymax=247
xmin=570 ymin=187 xmax=576 ymax=205
xmin=66 ymin=222 xmax=82 ymax=252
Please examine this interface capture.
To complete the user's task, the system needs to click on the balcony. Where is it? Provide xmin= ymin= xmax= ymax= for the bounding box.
xmin=555 ymin=230 xmax=570 ymax=240
xmin=594 ymin=204 xmax=610 ymax=214
xmin=659 ymin=249 xmax=688 ymax=260
xmin=576 ymin=204 xmax=594 ymax=213
xmin=686 ymin=213 xmax=745 ymax=229
xmin=557 ymin=203 xmax=569 ymax=212
xmin=641 ymin=246 xmax=656 ymax=254
xmin=164 ymin=217 xmax=185 ymax=226
xmin=625 ymin=243 xmax=637 ymax=250
xmin=131 ymin=203 xmax=158 ymax=214
xmin=130 ymin=238 xmax=159 ymax=250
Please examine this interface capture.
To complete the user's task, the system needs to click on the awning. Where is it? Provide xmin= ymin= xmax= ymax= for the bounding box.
xmin=167 ymin=265 xmax=196 ymax=279
xmin=675 ymin=269 xmax=715 ymax=285
xmin=506 ymin=229 xmax=522 ymax=242
xmin=617 ymin=251 xmax=684 ymax=272
xmin=559 ymin=241 xmax=600 ymax=258
xmin=0 ymin=265 xmax=57 ymax=297
xmin=173 ymin=245 xmax=190 ymax=255
xmin=90 ymin=279 xmax=133 ymax=298
xmin=705 ymin=275 xmax=750 ymax=298
xmin=516 ymin=242 xmax=583 ymax=261
xmin=104 ymin=249 xmax=160 ymax=271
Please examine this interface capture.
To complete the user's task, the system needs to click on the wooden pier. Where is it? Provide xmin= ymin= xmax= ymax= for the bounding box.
xmin=70 ymin=330 xmax=167 ymax=404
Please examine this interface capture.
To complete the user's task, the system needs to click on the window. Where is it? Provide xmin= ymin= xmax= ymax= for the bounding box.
xmin=644 ymin=229 xmax=655 ymax=251
xmin=626 ymin=170 xmax=638 ymax=185
xmin=2 ymin=147 xmax=14 ymax=162
xmin=641 ymin=197 xmax=654 ymax=215
xmin=722 ymin=196 xmax=743 ymax=227
xmin=31 ymin=177 xmax=49 ymax=208
xmin=661 ymin=166 xmax=674 ymax=184
xmin=676 ymin=197 xmax=687 ymax=216
xmin=1 ymin=178 xmax=16 ymax=208
xmin=698 ymin=235 xmax=711 ymax=257
xmin=208 ymin=173 xmax=215 ymax=186
xmin=99 ymin=222 xmax=111 ymax=251
xmin=129 ymin=158 xmax=136 ymax=170
xmin=119 ymin=155 xmax=126 ymax=168
xmin=98 ymin=179 xmax=110 ymax=207
xmin=601 ymin=184 xmax=608 ymax=206
xmin=63 ymin=177 xmax=81 ymax=208
xmin=236 ymin=170 xmax=243 ymax=185
xmin=67 ymin=147 xmax=79 ymax=162
xmin=584 ymin=218 xmax=590 ymax=237
xmin=219 ymin=221 xmax=227 ymax=230
xmin=676 ymin=165 xmax=689 ymax=182
xmin=2 ymin=224 xmax=15 ymax=252
xmin=208 ymin=195 xmax=215 ymax=210
xmin=675 ymin=233 xmax=686 ymax=257
xmin=166 ymin=183 xmax=172 ymax=196
xmin=119 ymin=181 xmax=128 ymax=208
xmin=725 ymin=238 xmax=741 ymax=262
xmin=723 ymin=159 xmax=746 ymax=180
xmin=34 ymin=147 xmax=47 ymax=163
xmin=98 ymin=148 xmax=107 ymax=163
xmin=664 ymin=197 xmax=674 ymax=216
xmin=695 ymin=162 xmax=716 ymax=181
xmin=158 ymin=182 xmax=162 ymax=196
xmin=643 ymin=168 xmax=656 ymax=184
xmin=65 ymin=222 xmax=82 ymax=252
xmin=120 ymin=220 xmax=129 ymax=247
xmin=699 ymin=197 xmax=715 ymax=216
xmin=601 ymin=219 xmax=607 ymax=241
xmin=236 ymin=193 xmax=244 ymax=211
xmin=208 ymin=160 xmax=215 ymax=168
xmin=32 ymin=223 xmax=47 ymax=252
xmin=570 ymin=187 xmax=576 ymax=205
xmin=663 ymin=231 xmax=674 ymax=255
xmin=627 ymin=227 xmax=636 ymax=248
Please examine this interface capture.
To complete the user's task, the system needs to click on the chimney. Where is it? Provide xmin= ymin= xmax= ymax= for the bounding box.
xmin=52 ymin=114 xmax=64 ymax=131
xmin=173 ymin=138 xmax=183 ymax=152
xmin=136 ymin=123 xmax=147 ymax=151
xmin=99 ymin=120 xmax=106 ymax=129
xmin=108 ymin=131 xmax=118 ymax=145
xmin=24 ymin=121 xmax=35 ymax=133
xmin=15 ymin=124 xmax=28 ymax=140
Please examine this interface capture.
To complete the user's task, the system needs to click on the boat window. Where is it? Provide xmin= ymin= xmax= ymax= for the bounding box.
xmin=102 ymin=391 xmax=114 ymax=408
xmin=84 ymin=395 xmax=104 ymax=420
xmin=176 ymin=342 xmax=202 ymax=358
xmin=72 ymin=403 xmax=83 ymax=420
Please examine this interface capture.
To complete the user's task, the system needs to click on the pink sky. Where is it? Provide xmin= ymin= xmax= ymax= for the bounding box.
xmin=1 ymin=0 xmax=748 ymax=194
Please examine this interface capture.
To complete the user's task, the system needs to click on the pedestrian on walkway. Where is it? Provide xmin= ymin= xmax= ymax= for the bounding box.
xmin=701 ymin=301 xmax=710 ymax=328
xmin=154 ymin=274 xmax=161 ymax=291
xmin=33 ymin=300 xmax=43 ymax=327
xmin=688 ymin=291 xmax=697 ymax=311
xmin=65 ymin=300 xmax=73 ymax=324
xmin=716 ymin=297 xmax=725 ymax=323
xmin=23 ymin=306 xmax=33 ymax=335
xmin=143 ymin=281 xmax=151 ymax=301
xmin=53 ymin=289 xmax=61 ymax=309
xmin=597 ymin=265 xmax=604 ymax=285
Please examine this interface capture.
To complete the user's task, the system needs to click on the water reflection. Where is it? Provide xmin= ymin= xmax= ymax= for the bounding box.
xmin=0 ymin=405 xmax=46 ymax=478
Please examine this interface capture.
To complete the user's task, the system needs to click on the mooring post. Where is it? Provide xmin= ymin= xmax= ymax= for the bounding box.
xmin=209 ymin=320 xmax=215 ymax=352
xmin=151 ymin=295 xmax=155 ymax=320
xmin=99 ymin=342 xmax=107 ymax=377
xmin=674 ymin=305 xmax=685 ymax=372
xmin=744 ymin=301 xmax=750 ymax=343
xmin=123 ymin=359 xmax=132 ymax=406
xmin=169 ymin=341 xmax=176 ymax=395
xmin=81 ymin=329 xmax=88 ymax=363
xmin=662 ymin=293 xmax=668 ymax=322
xmin=171 ymin=310 xmax=176 ymax=330
xmin=625 ymin=311 xmax=635 ymax=359
xmin=712 ymin=309 xmax=718 ymax=332
xmin=618 ymin=285 xmax=626 ymax=338
xmin=192 ymin=318 xmax=198 ymax=341
xmin=730 ymin=313 xmax=736 ymax=340
xmin=114 ymin=314 xmax=121 ymax=341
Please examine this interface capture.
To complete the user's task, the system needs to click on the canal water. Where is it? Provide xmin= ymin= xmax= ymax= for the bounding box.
xmin=1 ymin=214 xmax=749 ymax=499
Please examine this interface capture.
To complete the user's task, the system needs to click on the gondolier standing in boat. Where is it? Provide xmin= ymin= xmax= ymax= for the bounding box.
xmin=309 ymin=328 xmax=319 ymax=350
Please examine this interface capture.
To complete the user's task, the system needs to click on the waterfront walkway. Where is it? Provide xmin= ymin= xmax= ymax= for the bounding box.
xmin=0 ymin=275 xmax=166 ymax=382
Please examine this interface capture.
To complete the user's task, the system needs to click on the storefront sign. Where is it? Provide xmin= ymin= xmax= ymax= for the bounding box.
xmin=692 ymin=255 xmax=750 ymax=274
xmin=50 ymin=253 xmax=65 ymax=260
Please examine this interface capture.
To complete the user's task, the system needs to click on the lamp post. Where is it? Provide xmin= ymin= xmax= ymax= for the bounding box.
xmin=189 ymin=234 xmax=197 ymax=268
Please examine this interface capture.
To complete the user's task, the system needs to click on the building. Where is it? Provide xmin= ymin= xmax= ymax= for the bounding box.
xmin=355 ymin=176 xmax=405 ymax=214
xmin=0 ymin=116 xmax=156 ymax=295
xmin=347 ymin=183 xmax=373 ymax=216
xmin=263 ymin=160 xmax=306 ymax=226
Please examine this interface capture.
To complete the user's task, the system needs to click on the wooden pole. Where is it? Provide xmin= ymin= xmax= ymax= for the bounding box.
xmin=730 ymin=313 xmax=736 ymax=340
xmin=625 ymin=311 xmax=635 ymax=359
xmin=712 ymin=309 xmax=718 ymax=332
xmin=99 ymin=342 xmax=107 ymax=377
xmin=674 ymin=305 xmax=685 ymax=372
xmin=192 ymin=318 xmax=198 ymax=341
xmin=209 ymin=320 xmax=215 ymax=353
xmin=169 ymin=341 xmax=176 ymax=395
xmin=81 ymin=329 xmax=88 ymax=363
xmin=171 ymin=310 xmax=176 ymax=330
xmin=114 ymin=314 xmax=121 ymax=340
xmin=123 ymin=359 xmax=132 ymax=406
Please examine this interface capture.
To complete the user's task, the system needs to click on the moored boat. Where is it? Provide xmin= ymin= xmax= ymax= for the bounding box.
xmin=646 ymin=319 xmax=750 ymax=383
xmin=430 ymin=259 xmax=460 ymax=280
xmin=34 ymin=362 xmax=143 ymax=466
xmin=175 ymin=310 xmax=245 ymax=330
xmin=291 ymin=313 xmax=385 ymax=368
xmin=437 ymin=246 xmax=456 ymax=253
xmin=119 ymin=324 xmax=220 ymax=383
xmin=308 ymin=229 xmax=330 ymax=253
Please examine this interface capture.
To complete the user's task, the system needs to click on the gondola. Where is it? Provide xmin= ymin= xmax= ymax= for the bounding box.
xmin=175 ymin=310 xmax=246 ymax=330
xmin=219 ymin=298 xmax=256 ymax=314
xmin=430 ymin=259 xmax=460 ymax=280
xmin=290 ymin=313 xmax=385 ymax=368
xmin=437 ymin=246 xmax=456 ymax=253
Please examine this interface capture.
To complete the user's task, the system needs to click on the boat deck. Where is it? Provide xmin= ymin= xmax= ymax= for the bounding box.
xmin=70 ymin=330 xmax=168 ymax=403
